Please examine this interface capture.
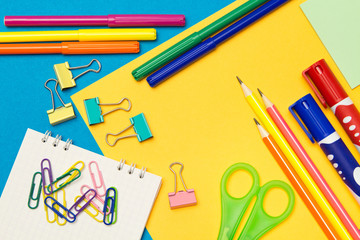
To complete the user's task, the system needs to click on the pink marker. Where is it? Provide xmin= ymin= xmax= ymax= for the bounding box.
xmin=4 ymin=15 xmax=185 ymax=27
xmin=258 ymin=89 xmax=360 ymax=240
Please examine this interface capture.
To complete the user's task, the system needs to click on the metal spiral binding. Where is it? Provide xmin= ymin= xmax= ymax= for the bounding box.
xmin=41 ymin=131 xmax=72 ymax=151
xmin=52 ymin=134 xmax=62 ymax=147
xmin=117 ymin=159 xmax=146 ymax=179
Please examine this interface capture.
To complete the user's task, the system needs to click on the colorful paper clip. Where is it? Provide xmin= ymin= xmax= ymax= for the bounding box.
xmin=75 ymin=195 xmax=103 ymax=223
xmin=44 ymin=79 xmax=76 ymax=125
xmin=168 ymin=162 xmax=197 ymax=209
xmin=103 ymin=187 xmax=118 ymax=225
xmin=44 ymin=196 xmax=76 ymax=223
xmin=48 ymin=168 xmax=81 ymax=193
xmin=105 ymin=113 xmax=153 ymax=147
xmin=54 ymin=189 xmax=67 ymax=226
xmin=89 ymin=161 xmax=106 ymax=197
xmin=81 ymin=185 xmax=110 ymax=215
xmin=54 ymin=59 xmax=101 ymax=90
xmin=69 ymin=189 xmax=97 ymax=219
xmin=28 ymin=172 xmax=42 ymax=209
xmin=55 ymin=161 xmax=84 ymax=188
xmin=84 ymin=97 xmax=131 ymax=125
xmin=42 ymin=190 xmax=56 ymax=223
xmin=41 ymin=158 xmax=54 ymax=195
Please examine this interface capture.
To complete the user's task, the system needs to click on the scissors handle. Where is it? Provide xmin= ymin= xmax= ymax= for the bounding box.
xmin=218 ymin=163 xmax=261 ymax=240
xmin=238 ymin=180 xmax=295 ymax=240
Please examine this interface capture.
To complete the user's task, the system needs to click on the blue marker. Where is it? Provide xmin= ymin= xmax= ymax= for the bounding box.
xmin=290 ymin=94 xmax=360 ymax=204
xmin=146 ymin=0 xmax=289 ymax=87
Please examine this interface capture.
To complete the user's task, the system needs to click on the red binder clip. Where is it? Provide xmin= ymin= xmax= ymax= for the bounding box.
xmin=168 ymin=162 xmax=197 ymax=209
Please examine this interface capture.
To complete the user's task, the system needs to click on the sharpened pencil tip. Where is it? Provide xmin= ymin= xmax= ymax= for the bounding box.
xmin=236 ymin=76 xmax=243 ymax=84
xmin=254 ymin=118 xmax=260 ymax=125
xmin=257 ymin=88 xmax=263 ymax=97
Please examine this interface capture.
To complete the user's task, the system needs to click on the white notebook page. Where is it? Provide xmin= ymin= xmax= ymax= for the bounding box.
xmin=0 ymin=128 xmax=162 ymax=240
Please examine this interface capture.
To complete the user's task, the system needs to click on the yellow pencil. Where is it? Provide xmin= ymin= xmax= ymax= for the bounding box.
xmin=236 ymin=77 xmax=352 ymax=240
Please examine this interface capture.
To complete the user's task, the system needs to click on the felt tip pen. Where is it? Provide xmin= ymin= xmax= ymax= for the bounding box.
xmin=132 ymin=0 xmax=269 ymax=81
xmin=290 ymin=94 xmax=360 ymax=205
xmin=4 ymin=15 xmax=186 ymax=27
xmin=146 ymin=0 xmax=289 ymax=87
xmin=0 ymin=29 xmax=156 ymax=43
xmin=0 ymin=41 xmax=140 ymax=55
xmin=303 ymin=59 xmax=360 ymax=154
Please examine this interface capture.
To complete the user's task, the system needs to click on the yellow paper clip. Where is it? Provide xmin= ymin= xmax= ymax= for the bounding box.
xmin=42 ymin=190 xmax=56 ymax=224
xmin=54 ymin=59 xmax=101 ymax=90
xmin=55 ymin=161 xmax=85 ymax=189
xmin=54 ymin=189 xmax=67 ymax=226
xmin=75 ymin=195 xmax=103 ymax=223
xmin=44 ymin=79 xmax=76 ymax=125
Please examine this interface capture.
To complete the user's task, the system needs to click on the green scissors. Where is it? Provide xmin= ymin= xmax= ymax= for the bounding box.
xmin=218 ymin=163 xmax=295 ymax=240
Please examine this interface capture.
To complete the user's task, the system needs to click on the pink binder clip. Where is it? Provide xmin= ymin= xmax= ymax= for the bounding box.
xmin=168 ymin=162 xmax=197 ymax=209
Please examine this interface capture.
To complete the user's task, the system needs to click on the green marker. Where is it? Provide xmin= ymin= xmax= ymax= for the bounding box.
xmin=132 ymin=0 xmax=268 ymax=81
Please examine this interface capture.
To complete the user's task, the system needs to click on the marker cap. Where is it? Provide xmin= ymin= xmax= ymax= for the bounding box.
xmin=289 ymin=94 xmax=335 ymax=143
xmin=303 ymin=59 xmax=347 ymax=108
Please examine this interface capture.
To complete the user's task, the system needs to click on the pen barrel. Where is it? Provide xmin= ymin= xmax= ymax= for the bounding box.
xmin=319 ymin=133 xmax=360 ymax=202
xmin=61 ymin=41 xmax=140 ymax=54
xmin=0 ymin=30 xmax=78 ymax=43
xmin=147 ymin=38 xmax=217 ymax=87
xmin=78 ymin=29 xmax=156 ymax=41
xmin=132 ymin=32 xmax=203 ymax=80
xmin=331 ymin=99 xmax=360 ymax=152
xmin=4 ymin=16 xmax=108 ymax=26
xmin=0 ymin=43 xmax=62 ymax=54
xmin=108 ymin=14 xmax=185 ymax=27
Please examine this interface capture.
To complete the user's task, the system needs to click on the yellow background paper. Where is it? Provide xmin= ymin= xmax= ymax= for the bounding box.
xmin=71 ymin=0 xmax=360 ymax=239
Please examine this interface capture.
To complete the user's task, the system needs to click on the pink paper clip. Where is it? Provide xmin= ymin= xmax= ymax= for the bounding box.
xmin=89 ymin=161 xmax=106 ymax=197
xmin=168 ymin=162 xmax=197 ymax=209
xmin=81 ymin=185 xmax=110 ymax=215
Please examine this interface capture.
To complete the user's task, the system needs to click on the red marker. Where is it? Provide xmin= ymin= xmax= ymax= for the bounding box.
xmin=303 ymin=59 xmax=360 ymax=153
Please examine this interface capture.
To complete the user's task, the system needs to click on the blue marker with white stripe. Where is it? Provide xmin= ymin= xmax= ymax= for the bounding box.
xmin=290 ymin=94 xmax=360 ymax=204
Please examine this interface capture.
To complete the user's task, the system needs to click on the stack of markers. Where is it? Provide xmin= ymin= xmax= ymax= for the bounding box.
xmin=28 ymin=159 xmax=118 ymax=226
xmin=0 ymin=14 xmax=185 ymax=55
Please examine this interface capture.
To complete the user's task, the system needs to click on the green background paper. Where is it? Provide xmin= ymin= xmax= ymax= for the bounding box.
xmin=301 ymin=0 xmax=360 ymax=89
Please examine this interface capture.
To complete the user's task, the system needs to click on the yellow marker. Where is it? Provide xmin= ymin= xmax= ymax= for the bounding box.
xmin=0 ymin=29 xmax=156 ymax=43
xmin=237 ymin=78 xmax=352 ymax=240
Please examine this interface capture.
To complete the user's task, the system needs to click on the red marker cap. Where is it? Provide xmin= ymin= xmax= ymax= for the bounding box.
xmin=302 ymin=59 xmax=348 ymax=108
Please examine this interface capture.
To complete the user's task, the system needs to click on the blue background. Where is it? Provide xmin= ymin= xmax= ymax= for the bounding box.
xmin=0 ymin=0 xmax=231 ymax=238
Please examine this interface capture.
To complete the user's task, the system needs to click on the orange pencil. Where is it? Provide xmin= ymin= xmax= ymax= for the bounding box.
xmin=0 ymin=41 xmax=139 ymax=55
xmin=254 ymin=118 xmax=340 ymax=239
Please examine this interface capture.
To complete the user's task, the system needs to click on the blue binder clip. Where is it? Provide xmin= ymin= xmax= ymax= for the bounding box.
xmin=84 ymin=97 xmax=131 ymax=125
xmin=105 ymin=113 xmax=153 ymax=147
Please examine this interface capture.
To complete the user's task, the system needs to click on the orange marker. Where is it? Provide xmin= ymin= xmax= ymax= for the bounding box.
xmin=0 ymin=41 xmax=139 ymax=55
xmin=254 ymin=118 xmax=340 ymax=240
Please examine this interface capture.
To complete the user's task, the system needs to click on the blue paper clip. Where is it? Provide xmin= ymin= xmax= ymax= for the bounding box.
xmin=44 ymin=196 xmax=76 ymax=223
xmin=103 ymin=187 xmax=118 ymax=225
xmin=84 ymin=97 xmax=131 ymax=125
xmin=105 ymin=113 xmax=153 ymax=147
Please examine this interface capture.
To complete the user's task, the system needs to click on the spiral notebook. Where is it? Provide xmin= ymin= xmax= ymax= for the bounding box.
xmin=0 ymin=128 xmax=162 ymax=240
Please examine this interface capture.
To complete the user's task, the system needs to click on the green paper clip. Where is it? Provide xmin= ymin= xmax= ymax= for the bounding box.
xmin=54 ymin=59 xmax=101 ymax=90
xmin=47 ymin=168 xmax=81 ymax=193
xmin=44 ymin=79 xmax=76 ymax=126
xmin=28 ymin=172 xmax=42 ymax=209
xmin=84 ymin=97 xmax=131 ymax=125
xmin=105 ymin=113 xmax=153 ymax=147
xmin=103 ymin=187 xmax=118 ymax=225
